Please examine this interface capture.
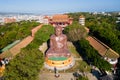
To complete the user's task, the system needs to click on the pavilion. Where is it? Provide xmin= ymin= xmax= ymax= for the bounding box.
xmin=49 ymin=14 xmax=73 ymax=28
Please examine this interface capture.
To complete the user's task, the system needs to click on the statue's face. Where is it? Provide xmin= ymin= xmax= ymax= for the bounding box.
xmin=55 ymin=27 xmax=62 ymax=36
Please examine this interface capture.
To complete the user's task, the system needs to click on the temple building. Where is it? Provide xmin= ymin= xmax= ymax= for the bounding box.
xmin=43 ymin=16 xmax=49 ymax=25
xmin=79 ymin=15 xmax=85 ymax=26
xmin=49 ymin=14 xmax=73 ymax=28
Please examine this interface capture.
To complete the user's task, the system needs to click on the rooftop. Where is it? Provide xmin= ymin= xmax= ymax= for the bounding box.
xmin=86 ymin=36 xmax=119 ymax=58
xmin=51 ymin=14 xmax=69 ymax=22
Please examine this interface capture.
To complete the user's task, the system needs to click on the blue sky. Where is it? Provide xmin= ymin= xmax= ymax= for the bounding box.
xmin=0 ymin=0 xmax=120 ymax=14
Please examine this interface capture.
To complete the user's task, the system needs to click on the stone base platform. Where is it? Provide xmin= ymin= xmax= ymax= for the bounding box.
xmin=44 ymin=56 xmax=75 ymax=71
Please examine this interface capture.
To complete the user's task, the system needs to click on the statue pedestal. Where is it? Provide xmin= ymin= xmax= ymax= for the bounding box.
xmin=44 ymin=56 xmax=75 ymax=71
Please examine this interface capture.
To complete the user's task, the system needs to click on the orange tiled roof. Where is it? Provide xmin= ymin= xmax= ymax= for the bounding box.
xmin=86 ymin=36 xmax=119 ymax=58
xmin=51 ymin=14 xmax=69 ymax=22
xmin=86 ymin=36 xmax=107 ymax=56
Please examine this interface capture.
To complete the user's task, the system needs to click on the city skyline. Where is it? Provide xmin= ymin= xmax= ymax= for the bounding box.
xmin=0 ymin=0 xmax=120 ymax=14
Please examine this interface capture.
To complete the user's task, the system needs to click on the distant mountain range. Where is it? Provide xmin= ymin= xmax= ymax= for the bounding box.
xmin=0 ymin=11 xmax=120 ymax=15
xmin=0 ymin=12 xmax=34 ymax=15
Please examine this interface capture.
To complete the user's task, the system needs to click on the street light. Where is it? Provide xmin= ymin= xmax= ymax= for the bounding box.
xmin=54 ymin=67 xmax=60 ymax=78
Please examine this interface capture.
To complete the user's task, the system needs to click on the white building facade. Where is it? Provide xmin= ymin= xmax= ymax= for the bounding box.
xmin=79 ymin=15 xmax=85 ymax=26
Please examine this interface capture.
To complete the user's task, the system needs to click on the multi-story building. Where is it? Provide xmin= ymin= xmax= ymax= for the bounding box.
xmin=43 ymin=16 xmax=50 ymax=25
xmin=79 ymin=15 xmax=85 ymax=26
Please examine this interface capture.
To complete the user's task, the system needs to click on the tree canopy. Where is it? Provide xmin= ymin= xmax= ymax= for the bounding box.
xmin=64 ymin=21 xmax=87 ymax=42
xmin=0 ymin=21 xmax=39 ymax=50
xmin=4 ymin=25 xmax=54 ymax=80
xmin=78 ymin=39 xmax=111 ymax=71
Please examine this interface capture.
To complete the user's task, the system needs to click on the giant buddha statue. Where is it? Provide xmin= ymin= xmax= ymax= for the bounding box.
xmin=46 ymin=26 xmax=71 ymax=58
xmin=45 ymin=26 xmax=74 ymax=70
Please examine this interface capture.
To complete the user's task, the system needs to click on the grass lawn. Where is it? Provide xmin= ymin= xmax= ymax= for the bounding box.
xmin=67 ymin=42 xmax=80 ymax=58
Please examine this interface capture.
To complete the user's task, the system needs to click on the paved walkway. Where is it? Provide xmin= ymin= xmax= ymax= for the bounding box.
xmin=9 ymin=36 xmax=33 ymax=56
xmin=0 ymin=36 xmax=34 ymax=58
xmin=74 ymin=58 xmax=82 ymax=61
xmin=39 ymin=72 xmax=97 ymax=80
xmin=39 ymin=73 xmax=74 ymax=80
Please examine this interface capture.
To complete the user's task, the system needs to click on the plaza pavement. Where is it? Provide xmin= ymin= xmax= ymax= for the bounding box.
xmin=39 ymin=72 xmax=97 ymax=80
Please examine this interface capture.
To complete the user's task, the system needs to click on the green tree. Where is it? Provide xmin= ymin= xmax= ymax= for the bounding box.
xmin=4 ymin=25 xmax=54 ymax=80
xmin=0 ymin=21 xmax=39 ymax=49
xmin=78 ymin=39 xmax=111 ymax=71
xmin=64 ymin=21 xmax=87 ymax=42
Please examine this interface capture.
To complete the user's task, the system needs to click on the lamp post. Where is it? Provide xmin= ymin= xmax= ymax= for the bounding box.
xmin=54 ymin=67 xmax=60 ymax=78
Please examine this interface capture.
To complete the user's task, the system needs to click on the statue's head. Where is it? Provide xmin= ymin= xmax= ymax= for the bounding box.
xmin=55 ymin=26 xmax=62 ymax=36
